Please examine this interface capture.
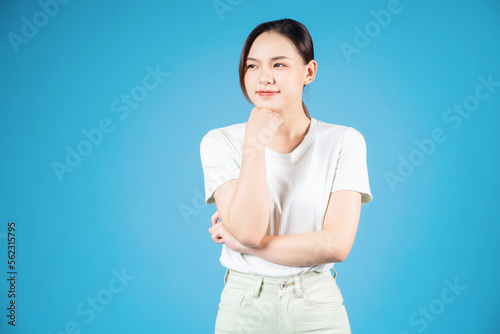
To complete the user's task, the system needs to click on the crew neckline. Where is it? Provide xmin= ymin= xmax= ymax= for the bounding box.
xmin=264 ymin=117 xmax=318 ymax=163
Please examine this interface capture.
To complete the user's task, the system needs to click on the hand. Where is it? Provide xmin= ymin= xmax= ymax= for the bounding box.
xmin=244 ymin=107 xmax=283 ymax=147
xmin=208 ymin=211 xmax=245 ymax=253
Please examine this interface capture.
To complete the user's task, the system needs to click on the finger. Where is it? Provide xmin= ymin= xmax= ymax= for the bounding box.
xmin=210 ymin=224 xmax=222 ymax=238
xmin=211 ymin=231 xmax=219 ymax=243
xmin=211 ymin=211 xmax=220 ymax=226
xmin=208 ymin=221 xmax=222 ymax=233
xmin=211 ymin=210 xmax=218 ymax=221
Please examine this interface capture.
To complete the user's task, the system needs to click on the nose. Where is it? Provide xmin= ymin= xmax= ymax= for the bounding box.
xmin=259 ymin=66 xmax=274 ymax=85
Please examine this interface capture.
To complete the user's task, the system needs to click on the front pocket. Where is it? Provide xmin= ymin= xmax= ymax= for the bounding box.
xmin=218 ymin=286 xmax=253 ymax=311
xmin=302 ymin=276 xmax=345 ymax=308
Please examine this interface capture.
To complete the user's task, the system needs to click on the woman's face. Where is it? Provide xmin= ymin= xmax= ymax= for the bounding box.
xmin=244 ymin=32 xmax=312 ymax=113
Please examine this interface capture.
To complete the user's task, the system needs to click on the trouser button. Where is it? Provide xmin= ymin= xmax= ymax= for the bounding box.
xmin=279 ymin=282 xmax=287 ymax=290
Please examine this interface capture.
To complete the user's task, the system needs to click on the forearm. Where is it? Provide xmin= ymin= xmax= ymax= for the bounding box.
xmin=226 ymin=140 xmax=269 ymax=246
xmin=240 ymin=230 xmax=345 ymax=267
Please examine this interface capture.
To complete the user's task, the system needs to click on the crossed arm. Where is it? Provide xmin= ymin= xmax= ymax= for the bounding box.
xmin=209 ymin=189 xmax=362 ymax=267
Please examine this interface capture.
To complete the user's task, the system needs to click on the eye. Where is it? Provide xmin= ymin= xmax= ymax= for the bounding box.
xmin=275 ymin=63 xmax=285 ymax=68
xmin=247 ymin=64 xmax=256 ymax=69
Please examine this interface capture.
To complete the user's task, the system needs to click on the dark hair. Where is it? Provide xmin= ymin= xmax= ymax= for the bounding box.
xmin=239 ymin=18 xmax=314 ymax=118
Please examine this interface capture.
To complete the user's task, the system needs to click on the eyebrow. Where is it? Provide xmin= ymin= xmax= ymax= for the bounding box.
xmin=246 ymin=56 xmax=292 ymax=62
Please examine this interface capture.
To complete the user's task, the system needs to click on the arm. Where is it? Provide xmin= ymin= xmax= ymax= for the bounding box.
xmin=239 ymin=190 xmax=362 ymax=266
xmin=208 ymin=108 xmax=284 ymax=247
xmin=201 ymin=109 xmax=282 ymax=247
xmin=214 ymin=140 xmax=269 ymax=247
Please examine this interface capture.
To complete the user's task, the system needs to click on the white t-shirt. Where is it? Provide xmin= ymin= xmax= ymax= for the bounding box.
xmin=199 ymin=116 xmax=372 ymax=278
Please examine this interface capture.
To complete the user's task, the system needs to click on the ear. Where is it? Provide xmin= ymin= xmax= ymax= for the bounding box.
xmin=303 ymin=59 xmax=318 ymax=85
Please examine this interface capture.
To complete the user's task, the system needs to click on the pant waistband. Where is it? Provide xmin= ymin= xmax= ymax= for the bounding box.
xmin=223 ymin=268 xmax=337 ymax=299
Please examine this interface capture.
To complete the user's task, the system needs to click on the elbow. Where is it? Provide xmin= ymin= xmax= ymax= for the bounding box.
xmin=227 ymin=208 xmax=267 ymax=248
xmin=329 ymin=246 xmax=350 ymax=263
xmin=335 ymin=252 xmax=348 ymax=263
xmin=237 ymin=233 xmax=264 ymax=248
xmin=241 ymin=240 xmax=260 ymax=248
xmin=322 ymin=231 xmax=351 ymax=263
xmin=227 ymin=224 xmax=264 ymax=248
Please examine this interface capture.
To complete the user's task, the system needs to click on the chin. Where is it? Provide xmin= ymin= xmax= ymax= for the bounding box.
xmin=249 ymin=95 xmax=282 ymax=110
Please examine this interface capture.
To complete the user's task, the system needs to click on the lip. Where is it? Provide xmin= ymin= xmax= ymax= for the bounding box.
xmin=257 ymin=90 xmax=280 ymax=96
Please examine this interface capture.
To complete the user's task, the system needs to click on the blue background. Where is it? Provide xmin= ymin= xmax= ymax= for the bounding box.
xmin=1 ymin=0 xmax=499 ymax=333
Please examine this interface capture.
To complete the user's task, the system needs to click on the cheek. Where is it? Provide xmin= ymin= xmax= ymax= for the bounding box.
xmin=280 ymin=81 xmax=302 ymax=98
xmin=244 ymin=75 xmax=254 ymax=91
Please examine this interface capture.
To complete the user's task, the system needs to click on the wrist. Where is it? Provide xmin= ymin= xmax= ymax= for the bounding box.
xmin=243 ymin=141 xmax=265 ymax=155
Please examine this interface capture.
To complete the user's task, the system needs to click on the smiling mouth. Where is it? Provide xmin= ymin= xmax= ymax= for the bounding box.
xmin=257 ymin=91 xmax=280 ymax=96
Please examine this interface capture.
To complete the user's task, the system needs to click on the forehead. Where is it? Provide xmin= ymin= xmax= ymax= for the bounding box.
xmin=247 ymin=32 xmax=298 ymax=61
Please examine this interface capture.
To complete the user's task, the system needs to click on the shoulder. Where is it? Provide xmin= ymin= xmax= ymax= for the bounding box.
xmin=200 ymin=121 xmax=247 ymax=151
xmin=315 ymin=118 xmax=366 ymax=143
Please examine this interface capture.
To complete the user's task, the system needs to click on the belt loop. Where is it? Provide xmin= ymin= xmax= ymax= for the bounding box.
xmin=253 ymin=276 xmax=263 ymax=299
xmin=332 ymin=267 xmax=337 ymax=280
xmin=293 ymin=275 xmax=304 ymax=299
xmin=224 ymin=268 xmax=230 ymax=284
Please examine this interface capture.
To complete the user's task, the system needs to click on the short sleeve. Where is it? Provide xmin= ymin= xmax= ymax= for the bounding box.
xmin=331 ymin=127 xmax=373 ymax=205
xmin=200 ymin=129 xmax=241 ymax=204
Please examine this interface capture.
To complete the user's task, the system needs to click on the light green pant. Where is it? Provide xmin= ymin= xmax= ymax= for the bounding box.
xmin=214 ymin=268 xmax=352 ymax=334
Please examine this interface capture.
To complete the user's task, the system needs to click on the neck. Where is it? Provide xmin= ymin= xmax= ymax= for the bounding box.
xmin=273 ymin=101 xmax=310 ymax=141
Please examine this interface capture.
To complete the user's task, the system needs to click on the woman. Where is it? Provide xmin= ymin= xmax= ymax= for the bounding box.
xmin=200 ymin=18 xmax=372 ymax=334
